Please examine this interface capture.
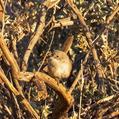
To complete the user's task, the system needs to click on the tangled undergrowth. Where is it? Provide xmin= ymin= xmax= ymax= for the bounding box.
xmin=0 ymin=0 xmax=119 ymax=119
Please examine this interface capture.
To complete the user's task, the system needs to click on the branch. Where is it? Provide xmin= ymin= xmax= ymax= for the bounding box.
xmin=22 ymin=0 xmax=61 ymax=71
xmin=83 ymin=93 xmax=119 ymax=116
xmin=66 ymin=0 xmax=105 ymax=78
xmin=35 ymin=72 xmax=74 ymax=118
xmin=0 ymin=35 xmax=19 ymax=73
xmin=0 ymin=35 xmax=39 ymax=118
xmin=35 ymin=72 xmax=73 ymax=105
xmin=22 ymin=6 xmax=46 ymax=71
xmin=92 ymin=5 xmax=119 ymax=44
xmin=51 ymin=17 xmax=74 ymax=30
xmin=106 ymin=5 xmax=119 ymax=24
xmin=0 ymin=35 xmax=23 ymax=94
xmin=0 ymin=70 xmax=39 ymax=119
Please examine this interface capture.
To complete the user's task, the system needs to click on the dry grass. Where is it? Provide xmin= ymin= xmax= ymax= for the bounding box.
xmin=0 ymin=0 xmax=119 ymax=119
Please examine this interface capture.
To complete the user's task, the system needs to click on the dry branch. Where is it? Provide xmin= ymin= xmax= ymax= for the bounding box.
xmin=35 ymin=72 xmax=74 ymax=118
xmin=0 ymin=1 xmax=118 ymax=118
xmin=43 ymin=0 xmax=60 ymax=9
xmin=22 ymin=7 xmax=46 ymax=71
xmin=66 ymin=0 xmax=105 ymax=78
xmin=0 ymin=35 xmax=39 ymax=118
xmin=106 ymin=5 xmax=119 ymax=24
xmin=0 ymin=70 xmax=40 ymax=119
xmin=93 ymin=4 xmax=119 ymax=44
xmin=51 ymin=17 xmax=74 ymax=29
xmin=0 ymin=35 xmax=19 ymax=73
xmin=0 ymin=35 xmax=23 ymax=94
xmin=83 ymin=93 xmax=119 ymax=115
xmin=35 ymin=72 xmax=73 ymax=105
xmin=22 ymin=0 xmax=61 ymax=71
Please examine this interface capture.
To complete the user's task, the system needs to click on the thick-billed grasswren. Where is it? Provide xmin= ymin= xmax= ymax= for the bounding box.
xmin=48 ymin=50 xmax=72 ymax=79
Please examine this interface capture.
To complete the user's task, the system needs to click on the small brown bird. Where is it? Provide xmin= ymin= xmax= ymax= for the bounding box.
xmin=48 ymin=50 xmax=72 ymax=79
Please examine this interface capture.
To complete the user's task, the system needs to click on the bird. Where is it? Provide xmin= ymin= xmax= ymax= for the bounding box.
xmin=47 ymin=50 xmax=72 ymax=80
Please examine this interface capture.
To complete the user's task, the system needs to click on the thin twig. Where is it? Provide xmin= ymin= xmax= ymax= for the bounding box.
xmin=68 ymin=53 xmax=89 ymax=94
xmin=92 ymin=4 xmax=119 ymax=44
xmin=38 ymin=31 xmax=55 ymax=71
xmin=83 ymin=93 xmax=119 ymax=115
xmin=9 ymin=72 xmax=22 ymax=119
xmin=78 ymin=63 xmax=84 ymax=119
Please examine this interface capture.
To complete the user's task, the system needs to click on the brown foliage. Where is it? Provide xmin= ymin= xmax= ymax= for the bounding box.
xmin=0 ymin=0 xmax=119 ymax=119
